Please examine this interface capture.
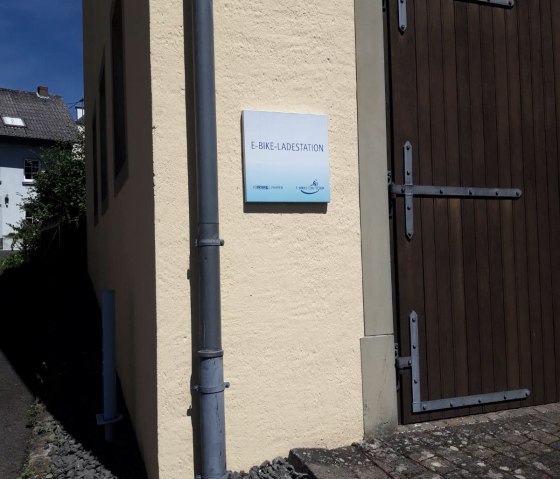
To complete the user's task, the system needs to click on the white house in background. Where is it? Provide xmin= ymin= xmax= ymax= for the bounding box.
xmin=0 ymin=86 xmax=77 ymax=250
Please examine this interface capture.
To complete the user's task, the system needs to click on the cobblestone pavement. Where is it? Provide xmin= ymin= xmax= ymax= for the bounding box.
xmin=291 ymin=403 xmax=560 ymax=478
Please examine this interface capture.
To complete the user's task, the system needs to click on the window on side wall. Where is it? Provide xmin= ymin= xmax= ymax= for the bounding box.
xmin=23 ymin=159 xmax=40 ymax=184
xmin=99 ymin=63 xmax=109 ymax=213
xmin=92 ymin=109 xmax=99 ymax=224
xmin=112 ymin=0 xmax=128 ymax=192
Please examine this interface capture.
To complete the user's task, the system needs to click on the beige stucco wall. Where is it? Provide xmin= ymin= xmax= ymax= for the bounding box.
xmin=83 ymin=0 xmax=159 ymax=477
xmin=151 ymin=1 xmax=367 ymax=476
xmin=85 ymin=0 xmax=395 ymax=477
xmin=148 ymin=0 xmax=193 ymax=477
xmin=214 ymin=0 xmax=365 ymax=470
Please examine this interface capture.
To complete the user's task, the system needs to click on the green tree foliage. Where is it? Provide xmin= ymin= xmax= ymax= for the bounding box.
xmin=9 ymin=130 xmax=85 ymax=260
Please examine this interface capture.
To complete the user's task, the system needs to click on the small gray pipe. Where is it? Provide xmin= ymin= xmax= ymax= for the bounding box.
xmin=96 ymin=289 xmax=122 ymax=442
xmin=192 ymin=1 xmax=228 ymax=478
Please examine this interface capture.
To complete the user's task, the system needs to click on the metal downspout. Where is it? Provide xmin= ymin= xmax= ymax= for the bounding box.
xmin=192 ymin=1 xmax=228 ymax=478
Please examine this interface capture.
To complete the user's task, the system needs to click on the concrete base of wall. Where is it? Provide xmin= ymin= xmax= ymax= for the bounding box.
xmin=361 ymin=335 xmax=398 ymax=438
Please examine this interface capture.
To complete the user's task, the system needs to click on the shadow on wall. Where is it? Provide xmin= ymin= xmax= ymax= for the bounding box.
xmin=0 ymin=230 xmax=147 ymax=478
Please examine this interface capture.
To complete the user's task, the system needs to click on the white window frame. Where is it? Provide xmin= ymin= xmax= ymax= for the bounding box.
xmin=23 ymin=158 xmax=40 ymax=185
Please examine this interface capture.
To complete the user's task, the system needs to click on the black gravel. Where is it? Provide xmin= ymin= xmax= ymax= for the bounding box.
xmin=47 ymin=418 xmax=117 ymax=479
xmin=228 ymin=457 xmax=307 ymax=479
xmin=1 ymin=261 xmax=147 ymax=478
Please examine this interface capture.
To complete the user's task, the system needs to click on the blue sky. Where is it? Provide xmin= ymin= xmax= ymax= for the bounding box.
xmin=0 ymin=1 xmax=83 ymax=118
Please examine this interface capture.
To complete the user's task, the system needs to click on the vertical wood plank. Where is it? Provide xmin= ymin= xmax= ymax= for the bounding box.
xmin=529 ymin=0 xmax=555 ymax=403
xmin=415 ymin=0 xmax=442 ymax=421
xmin=387 ymin=0 xmax=425 ymax=424
xmin=442 ymin=0 xmax=469 ymax=416
xmin=509 ymin=0 xmax=534 ymax=407
xmin=550 ymin=0 xmax=560 ymax=399
xmin=539 ymin=0 xmax=560 ymax=402
xmin=516 ymin=0 xmax=544 ymax=405
xmin=429 ymin=0 xmax=455 ymax=420
xmin=456 ymin=1 xmax=484 ymax=416
xmin=491 ymin=6 xmax=512 ymax=412
xmin=470 ymin=4 xmax=496 ymax=412
xmin=505 ymin=2 xmax=529 ymax=409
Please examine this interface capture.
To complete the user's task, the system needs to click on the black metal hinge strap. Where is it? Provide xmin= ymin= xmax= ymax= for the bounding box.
xmin=398 ymin=0 xmax=407 ymax=33
xmin=389 ymin=141 xmax=523 ymax=240
xmin=456 ymin=0 xmax=514 ymax=7
xmin=395 ymin=311 xmax=530 ymax=413
xmin=389 ymin=185 xmax=523 ymax=199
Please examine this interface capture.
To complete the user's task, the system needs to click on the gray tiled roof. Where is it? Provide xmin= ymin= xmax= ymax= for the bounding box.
xmin=0 ymin=88 xmax=78 ymax=142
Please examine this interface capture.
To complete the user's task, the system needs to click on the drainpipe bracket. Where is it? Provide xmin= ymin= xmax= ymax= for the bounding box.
xmin=198 ymin=349 xmax=224 ymax=359
xmin=195 ymin=238 xmax=224 ymax=247
xmin=96 ymin=413 xmax=123 ymax=426
xmin=192 ymin=382 xmax=230 ymax=394
xmin=195 ymin=473 xmax=230 ymax=479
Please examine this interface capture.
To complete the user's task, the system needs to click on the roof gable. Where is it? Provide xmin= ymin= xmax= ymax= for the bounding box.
xmin=0 ymin=88 xmax=78 ymax=143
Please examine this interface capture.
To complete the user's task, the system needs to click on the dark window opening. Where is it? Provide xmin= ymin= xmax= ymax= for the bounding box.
xmin=99 ymin=64 xmax=109 ymax=213
xmin=24 ymin=159 xmax=40 ymax=181
xmin=112 ymin=0 xmax=128 ymax=191
xmin=92 ymin=109 xmax=99 ymax=223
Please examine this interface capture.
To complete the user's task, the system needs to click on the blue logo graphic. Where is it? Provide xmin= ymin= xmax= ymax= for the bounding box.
xmin=298 ymin=179 xmax=324 ymax=195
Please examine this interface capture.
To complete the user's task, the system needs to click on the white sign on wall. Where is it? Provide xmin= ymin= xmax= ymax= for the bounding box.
xmin=242 ymin=110 xmax=330 ymax=203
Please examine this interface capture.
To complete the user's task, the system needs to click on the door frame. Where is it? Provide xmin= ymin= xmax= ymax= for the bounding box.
xmin=354 ymin=0 xmax=399 ymax=437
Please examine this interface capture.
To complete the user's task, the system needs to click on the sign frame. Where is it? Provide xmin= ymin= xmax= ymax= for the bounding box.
xmin=242 ymin=110 xmax=330 ymax=203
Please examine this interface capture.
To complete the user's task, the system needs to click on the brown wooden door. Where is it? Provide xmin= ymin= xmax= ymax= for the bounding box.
xmin=388 ymin=0 xmax=560 ymax=424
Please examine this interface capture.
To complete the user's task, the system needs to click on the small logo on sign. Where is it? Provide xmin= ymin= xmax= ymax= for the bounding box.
xmin=298 ymin=179 xmax=324 ymax=195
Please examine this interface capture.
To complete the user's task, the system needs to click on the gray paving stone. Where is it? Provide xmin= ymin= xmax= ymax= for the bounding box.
xmin=442 ymin=471 xmax=474 ymax=479
xmin=472 ymin=445 xmax=499 ymax=459
xmin=386 ymin=458 xmax=429 ymax=478
xmin=290 ymin=405 xmax=560 ymax=479
xmin=398 ymin=473 xmax=441 ymax=479
xmin=546 ymin=462 xmax=560 ymax=478
xmin=484 ymin=453 xmax=525 ymax=473
xmin=481 ymin=468 xmax=516 ymax=478
xmin=516 ymin=452 xmax=540 ymax=466
xmin=534 ymin=451 xmax=560 ymax=468
xmin=419 ymin=456 xmax=457 ymax=475
xmin=526 ymin=429 xmax=559 ymax=445
xmin=520 ymin=440 xmax=553 ymax=455
xmin=488 ymin=441 xmax=527 ymax=459
xmin=502 ymin=432 xmax=529 ymax=445
xmin=548 ymin=439 xmax=560 ymax=450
